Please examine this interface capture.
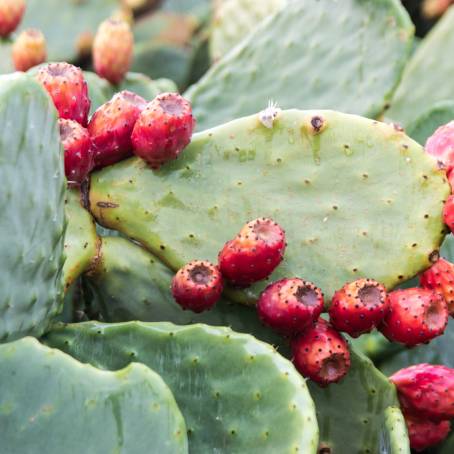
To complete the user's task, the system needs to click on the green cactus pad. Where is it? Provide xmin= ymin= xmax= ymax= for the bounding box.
xmin=0 ymin=337 xmax=188 ymax=454
xmin=406 ymin=100 xmax=454 ymax=145
xmin=0 ymin=73 xmax=66 ymax=342
xmin=210 ymin=0 xmax=285 ymax=61
xmin=62 ymin=188 xmax=98 ymax=291
xmin=308 ymin=349 xmax=404 ymax=454
xmin=44 ymin=321 xmax=319 ymax=454
xmin=186 ymin=0 xmax=413 ymax=131
xmin=387 ymin=7 xmax=454 ymax=127
xmin=380 ymin=407 xmax=410 ymax=454
xmin=89 ymin=110 xmax=449 ymax=304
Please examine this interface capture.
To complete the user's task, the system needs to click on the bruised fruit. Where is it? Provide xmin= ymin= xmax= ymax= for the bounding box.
xmin=88 ymin=90 xmax=146 ymax=169
xmin=257 ymin=278 xmax=323 ymax=336
xmin=132 ymin=93 xmax=195 ymax=168
xmin=0 ymin=0 xmax=25 ymax=38
xmin=390 ymin=364 xmax=454 ymax=422
xmin=404 ymin=412 xmax=450 ymax=452
xmin=36 ymin=62 xmax=90 ymax=126
xmin=443 ymin=194 xmax=454 ymax=232
xmin=218 ymin=218 xmax=286 ymax=287
xmin=379 ymin=288 xmax=448 ymax=346
xmin=12 ymin=29 xmax=47 ymax=72
xmin=425 ymin=121 xmax=454 ymax=171
xmin=171 ymin=260 xmax=223 ymax=313
xmin=329 ymin=278 xmax=388 ymax=337
xmin=291 ymin=318 xmax=351 ymax=386
xmin=59 ymin=119 xmax=92 ymax=184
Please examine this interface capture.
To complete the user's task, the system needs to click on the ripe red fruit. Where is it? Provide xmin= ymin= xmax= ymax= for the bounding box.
xmin=404 ymin=412 xmax=450 ymax=452
xmin=36 ymin=62 xmax=90 ymax=126
xmin=257 ymin=278 xmax=323 ymax=336
xmin=0 ymin=0 xmax=25 ymax=38
xmin=420 ymin=258 xmax=454 ymax=316
xmin=379 ymin=288 xmax=448 ymax=346
xmin=59 ymin=119 xmax=92 ymax=184
xmin=218 ymin=218 xmax=286 ymax=287
xmin=131 ymin=92 xmax=195 ymax=168
xmin=171 ymin=260 xmax=223 ymax=313
xmin=329 ymin=278 xmax=388 ymax=338
xmin=425 ymin=121 xmax=454 ymax=171
xmin=291 ymin=318 xmax=351 ymax=386
xmin=12 ymin=29 xmax=47 ymax=72
xmin=390 ymin=364 xmax=454 ymax=422
xmin=443 ymin=194 xmax=454 ymax=232
xmin=88 ymin=90 xmax=146 ymax=169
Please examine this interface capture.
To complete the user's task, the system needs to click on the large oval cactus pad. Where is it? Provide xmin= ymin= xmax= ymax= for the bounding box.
xmin=0 ymin=73 xmax=66 ymax=341
xmin=0 ymin=337 xmax=188 ymax=454
xmin=90 ymin=110 xmax=449 ymax=304
xmin=44 ymin=321 xmax=318 ymax=454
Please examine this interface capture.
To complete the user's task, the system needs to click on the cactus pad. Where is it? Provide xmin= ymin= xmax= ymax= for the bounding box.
xmin=0 ymin=337 xmax=188 ymax=454
xmin=380 ymin=407 xmax=410 ymax=454
xmin=0 ymin=73 xmax=66 ymax=342
xmin=44 ymin=321 xmax=319 ymax=454
xmin=186 ymin=0 xmax=414 ymax=130
xmin=90 ymin=110 xmax=449 ymax=304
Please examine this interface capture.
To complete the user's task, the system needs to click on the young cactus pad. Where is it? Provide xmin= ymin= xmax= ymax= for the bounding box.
xmin=90 ymin=110 xmax=449 ymax=304
xmin=186 ymin=0 xmax=414 ymax=130
xmin=44 ymin=321 xmax=319 ymax=454
xmin=0 ymin=337 xmax=188 ymax=454
xmin=380 ymin=407 xmax=410 ymax=454
xmin=0 ymin=73 xmax=66 ymax=342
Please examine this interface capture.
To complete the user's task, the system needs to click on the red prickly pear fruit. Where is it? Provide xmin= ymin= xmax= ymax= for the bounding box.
xmin=378 ymin=288 xmax=448 ymax=346
xmin=390 ymin=364 xmax=454 ymax=422
xmin=404 ymin=412 xmax=450 ymax=452
xmin=291 ymin=318 xmax=351 ymax=386
xmin=12 ymin=29 xmax=47 ymax=72
xmin=171 ymin=260 xmax=223 ymax=313
xmin=131 ymin=92 xmax=195 ymax=169
xmin=88 ymin=90 xmax=146 ymax=169
xmin=36 ymin=62 xmax=91 ymax=126
xmin=218 ymin=218 xmax=286 ymax=287
xmin=0 ymin=0 xmax=25 ymax=38
xmin=93 ymin=19 xmax=133 ymax=85
xmin=443 ymin=194 xmax=454 ymax=232
xmin=329 ymin=278 xmax=388 ymax=338
xmin=257 ymin=278 xmax=323 ymax=336
xmin=420 ymin=258 xmax=454 ymax=317
xmin=425 ymin=121 xmax=454 ymax=171
xmin=59 ymin=119 xmax=92 ymax=185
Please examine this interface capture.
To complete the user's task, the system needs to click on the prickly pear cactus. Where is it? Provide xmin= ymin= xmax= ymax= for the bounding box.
xmin=0 ymin=337 xmax=188 ymax=454
xmin=186 ymin=0 xmax=414 ymax=130
xmin=44 ymin=321 xmax=319 ymax=454
xmin=0 ymin=73 xmax=66 ymax=342
xmin=90 ymin=110 xmax=449 ymax=304
xmin=380 ymin=407 xmax=410 ymax=454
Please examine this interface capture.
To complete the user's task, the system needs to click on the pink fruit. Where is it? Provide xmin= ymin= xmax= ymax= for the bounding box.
xmin=131 ymin=92 xmax=195 ymax=168
xmin=448 ymin=168 xmax=454 ymax=192
xmin=425 ymin=121 xmax=454 ymax=171
xmin=390 ymin=364 xmax=454 ymax=422
xmin=171 ymin=260 xmax=223 ymax=313
xmin=379 ymin=288 xmax=448 ymax=346
xmin=257 ymin=278 xmax=324 ymax=336
xmin=218 ymin=218 xmax=286 ymax=287
xmin=443 ymin=194 xmax=454 ymax=232
xmin=88 ymin=90 xmax=146 ymax=169
xmin=12 ymin=29 xmax=47 ymax=72
xmin=329 ymin=278 xmax=388 ymax=338
xmin=0 ymin=0 xmax=25 ymax=38
xmin=291 ymin=318 xmax=351 ymax=386
xmin=404 ymin=412 xmax=450 ymax=452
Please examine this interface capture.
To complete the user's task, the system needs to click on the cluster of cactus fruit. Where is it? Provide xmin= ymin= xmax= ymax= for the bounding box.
xmin=2 ymin=0 xmax=454 ymax=453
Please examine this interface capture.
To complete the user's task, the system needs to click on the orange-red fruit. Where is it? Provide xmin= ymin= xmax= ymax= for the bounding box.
xmin=443 ymin=194 xmax=454 ymax=232
xmin=171 ymin=260 xmax=223 ymax=313
xmin=0 ymin=0 xmax=25 ymax=38
xmin=88 ymin=90 xmax=146 ymax=169
xmin=379 ymin=288 xmax=448 ymax=346
xmin=59 ymin=119 xmax=92 ymax=184
xmin=425 ymin=121 xmax=454 ymax=171
xmin=36 ymin=62 xmax=90 ymax=126
xmin=93 ymin=19 xmax=133 ymax=85
xmin=257 ymin=278 xmax=324 ymax=336
xmin=12 ymin=28 xmax=47 ymax=72
xmin=329 ymin=278 xmax=388 ymax=338
xmin=291 ymin=319 xmax=351 ymax=386
xmin=420 ymin=258 xmax=454 ymax=316
xmin=218 ymin=218 xmax=286 ymax=287
xmin=131 ymin=92 xmax=195 ymax=168
xmin=404 ymin=412 xmax=450 ymax=452
xmin=390 ymin=364 xmax=454 ymax=422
